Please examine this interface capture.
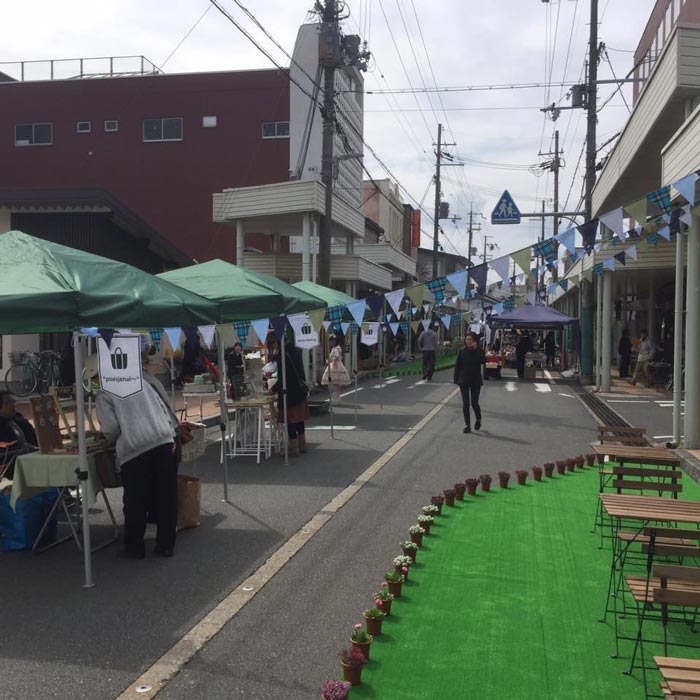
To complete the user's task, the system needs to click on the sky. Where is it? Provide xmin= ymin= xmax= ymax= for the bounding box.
xmin=0 ymin=0 xmax=658 ymax=263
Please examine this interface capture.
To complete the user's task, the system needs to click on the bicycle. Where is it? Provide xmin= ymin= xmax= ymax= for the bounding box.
xmin=4 ymin=350 xmax=63 ymax=397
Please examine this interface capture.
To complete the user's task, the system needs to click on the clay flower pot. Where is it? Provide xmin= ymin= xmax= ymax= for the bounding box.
xmin=566 ymin=458 xmax=576 ymax=473
xmin=351 ymin=638 xmax=372 ymax=661
xmin=418 ymin=519 xmax=431 ymax=535
xmin=395 ymin=564 xmax=409 ymax=581
xmin=585 ymin=453 xmax=596 ymax=467
xmin=466 ymin=479 xmax=479 ymax=495
xmin=556 ymin=460 xmax=567 ymax=475
xmin=543 ymin=462 xmax=555 ymax=478
xmin=387 ymin=579 xmax=403 ymax=597
xmin=454 ymin=482 xmax=466 ymax=500
xmin=479 ymin=476 xmax=492 ymax=492
xmin=516 ymin=470 xmax=528 ymax=486
xmin=430 ymin=496 xmax=444 ymax=515
xmin=410 ymin=531 xmax=423 ymax=547
xmin=377 ymin=597 xmax=392 ymax=616
xmin=498 ymin=472 xmax=510 ymax=489
xmin=402 ymin=546 xmax=417 ymax=563
xmin=364 ymin=613 xmax=385 ymax=636
xmin=532 ymin=466 xmax=543 ymax=482
xmin=341 ymin=661 xmax=363 ymax=686
xmin=575 ymin=456 xmax=585 ymax=469
xmin=443 ymin=489 xmax=456 ymax=507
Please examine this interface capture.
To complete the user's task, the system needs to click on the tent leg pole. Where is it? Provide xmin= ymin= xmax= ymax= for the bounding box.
xmin=282 ymin=334 xmax=288 ymax=466
xmin=73 ymin=331 xmax=94 ymax=588
xmin=353 ymin=324 xmax=358 ymax=424
xmin=217 ymin=329 xmax=230 ymax=503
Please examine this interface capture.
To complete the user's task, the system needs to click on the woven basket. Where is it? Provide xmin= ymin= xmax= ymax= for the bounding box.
xmin=180 ymin=424 xmax=206 ymax=463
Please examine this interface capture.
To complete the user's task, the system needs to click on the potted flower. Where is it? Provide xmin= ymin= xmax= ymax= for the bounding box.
xmin=338 ymin=646 xmax=367 ymax=686
xmin=498 ymin=471 xmax=510 ymax=489
xmin=585 ymin=452 xmax=596 ymax=467
xmin=479 ymin=474 xmax=492 ymax=492
xmin=443 ymin=488 xmax=456 ymax=507
xmin=393 ymin=554 xmax=412 ymax=580
xmin=362 ymin=607 xmax=386 ymax=636
xmin=384 ymin=571 xmax=405 ymax=597
xmin=532 ymin=466 xmax=543 ymax=482
xmin=350 ymin=623 xmax=373 ymax=660
xmin=566 ymin=457 xmax=576 ymax=473
xmin=466 ymin=477 xmax=479 ymax=496
xmin=516 ymin=469 xmax=528 ymax=486
xmin=417 ymin=514 xmax=433 ymax=534
xmin=430 ymin=495 xmax=445 ymax=515
xmin=422 ymin=504 xmax=439 ymax=518
xmin=321 ymin=679 xmax=351 ymax=700
xmin=543 ymin=462 xmax=555 ymax=478
xmin=575 ymin=455 xmax=585 ymax=469
xmin=374 ymin=586 xmax=394 ymax=615
xmin=401 ymin=540 xmax=419 ymax=562
xmin=454 ymin=482 xmax=466 ymax=500
xmin=408 ymin=524 xmax=425 ymax=546
xmin=555 ymin=459 xmax=567 ymax=475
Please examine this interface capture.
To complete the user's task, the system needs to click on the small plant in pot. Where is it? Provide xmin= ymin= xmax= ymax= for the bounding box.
xmin=566 ymin=457 xmax=576 ymax=473
xmin=532 ymin=466 xmax=543 ymax=482
xmin=384 ymin=571 xmax=405 ymax=597
xmin=350 ymin=623 xmax=373 ymax=660
xmin=374 ymin=586 xmax=395 ymax=615
xmin=393 ymin=554 xmax=412 ymax=580
xmin=454 ymin=482 xmax=466 ymax=500
xmin=401 ymin=540 xmax=419 ymax=562
xmin=417 ymin=514 xmax=433 ymax=534
xmin=498 ymin=471 xmax=511 ymax=489
xmin=338 ymin=646 xmax=367 ymax=686
xmin=321 ymin=679 xmax=351 ymax=700
xmin=408 ymin=524 xmax=425 ymax=546
xmin=479 ymin=474 xmax=492 ymax=492
xmin=422 ymin=504 xmax=440 ymax=518
xmin=543 ymin=462 xmax=555 ymax=478
xmin=555 ymin=459 xmax=567 ymax=475
xmin=443 ymin=488 xmax=456 ymax=507
xmin=363 ymin=607 xmax=386 ymax=636
xmin=466 ymin=477 xmax=479 ymax=495
xmin=516 ymin=469 xmax=528 ymax=486
xmin=430 ymin=495 xmax=445 ymax=515
xmin=585 ymin=452 xmax=596 ymax=467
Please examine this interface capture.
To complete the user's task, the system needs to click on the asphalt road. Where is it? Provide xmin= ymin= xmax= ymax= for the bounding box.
xmin=0 ymin=369 xmax=598 ymax=700
xmin=598 ymin=390 xmax=679 ymax=441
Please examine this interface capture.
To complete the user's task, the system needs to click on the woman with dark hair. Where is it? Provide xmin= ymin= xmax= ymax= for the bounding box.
xmin=453 ymin=332 xmax=486 ymax=434
xmin=276 ymin=342 xmax=310 ymax=456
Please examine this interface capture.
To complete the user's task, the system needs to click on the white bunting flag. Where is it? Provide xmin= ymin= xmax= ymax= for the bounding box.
xmin=163 ymin=327 xmax=183 ymax=352
xmin=389 ymin=322 xmax=400 ymax=336
xmin=346 ymin=300 xmax=367 ymax=327
xmin=250 ymin=318 xmax=270 ymax=345
xmin=322 ymin=320 xmax=332 ymax=332
xmin=384 ymin=289 xmax=405 ymax=316
xmin=441 ymin=314 xmax=451 ymax=330
xmin=599 ymin=208 xmax=624 ymax=237
xmin=198 ymin=324 xmax=216 ymax=349
xmin=420 ymin=319 xmax=431 ymax=332
xmin=446 ymin=270 xmax=468 ymax=298
xmin=361 ymin=322 xmax=380 ymax=346
xmin=287 ymin=313 xmax=320 ymax=349
xmin=625 ymin=245 xmax=638 ymax=261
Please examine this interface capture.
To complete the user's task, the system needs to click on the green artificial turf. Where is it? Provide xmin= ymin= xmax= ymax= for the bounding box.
xmin=383 ymin=352 xmax=457 ymax=377
xmin=350 ymin=467 xmax=700 ymax=700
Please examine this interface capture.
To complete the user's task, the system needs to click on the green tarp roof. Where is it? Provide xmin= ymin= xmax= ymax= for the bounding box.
xmin=0 ymin=231 xmax=219 ymax=334
xmin=158 ymin=259 xmax=326 ymax=321
xmin=292 ymin=280 xmax=356 ymax=308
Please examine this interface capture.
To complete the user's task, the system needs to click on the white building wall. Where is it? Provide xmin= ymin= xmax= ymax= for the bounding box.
xmin=0 ymin=208 xmax=11 ymax=233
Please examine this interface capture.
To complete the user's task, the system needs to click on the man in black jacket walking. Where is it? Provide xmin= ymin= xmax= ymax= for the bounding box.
xmin=454 ymin=332 xmax=486 ymax=434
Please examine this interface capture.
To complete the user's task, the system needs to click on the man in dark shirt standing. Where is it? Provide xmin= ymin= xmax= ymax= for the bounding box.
xmin=454 ymin=332 xmax=486 ymax=434
xmin=0 ymin=391 xmax=37 ymax=448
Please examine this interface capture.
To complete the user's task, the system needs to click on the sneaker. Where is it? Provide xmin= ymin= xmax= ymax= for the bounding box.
xmin=475 ymin=420 xmax=481 ymax=431
xmin=153 ymin=546 xmax=174 ymax=558
xmin=463 ymin=426 xmax=471 ymax=434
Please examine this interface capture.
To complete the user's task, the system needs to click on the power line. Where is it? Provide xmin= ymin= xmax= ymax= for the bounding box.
xmin=159 ymin=4 xmax=213 ymax=69
xmin=361 ymin=80 xmax=577 ymax=95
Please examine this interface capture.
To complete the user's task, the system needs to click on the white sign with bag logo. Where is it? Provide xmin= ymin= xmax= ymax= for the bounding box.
xmin=97 ymin=335 xmax=143 ymax=399
xmin=287 ymin=312 xmax=319 ymax=349
xmin=361 ymin=322 xmax=380 ymax=346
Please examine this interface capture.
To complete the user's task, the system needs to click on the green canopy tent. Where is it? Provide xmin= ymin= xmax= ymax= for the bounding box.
xmin=158 ymin=260 xmax=327 ymax=467
xmin=0 ymin=231 xmax=220 ymax=587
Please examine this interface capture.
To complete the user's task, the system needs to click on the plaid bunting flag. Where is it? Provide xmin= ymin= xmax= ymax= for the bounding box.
xmin=670 ymin=208 xmax=683 ymax=235
xmin=532 ymin=238 xmax=559 ymax=263
xmin=558 ymin=279 xmax=569 ymax=292
xmin=503 ymin=298 xmax=515 ymax=312
xmin=647 ymin=185 xmax=672 ymax=213
xmin=593 ymin=262 xmax=604 ymax=277
xmin=568 ymin=251 xmax=579 ymax=265
xmin=400 ymin=321 xmax=409 ymax=336
xmin=233 ymin=320 xmax=251 ymax=344
xmin=148 ymin=328 xmax=163 ymax=350
xmin=647 ymin=232 xmax=659 ymax=246
xmin=326 ymin=304 xmax=345 ymax=322
xmin=427 ymin=277 xmax=447 ymax=303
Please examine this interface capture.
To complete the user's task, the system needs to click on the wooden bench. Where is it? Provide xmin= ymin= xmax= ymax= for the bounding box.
xmin=613 ymin=465 xmax=683 ymax=498
xmin=598 ymin=425 xmax=652 ymax=447
xmin=655 ymin=656 xmax=700 ymax=699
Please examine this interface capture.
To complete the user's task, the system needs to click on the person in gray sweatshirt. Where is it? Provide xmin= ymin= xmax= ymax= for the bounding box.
xmin=97 ymin=365 xmax=180 ymax=559
xmin=417 ymin=325 xmax=439 ymax=380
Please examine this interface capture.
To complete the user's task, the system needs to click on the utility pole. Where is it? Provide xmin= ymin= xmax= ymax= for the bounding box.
xmin=318 ymin=0 xmax=340 ymax=288
xmin=432 ymin=123 xmax=443 ymax=279
xmin=483 ymin=235 xmax=497 ymax=264
xmin=467 ymin=204 xmax=483 ymax=268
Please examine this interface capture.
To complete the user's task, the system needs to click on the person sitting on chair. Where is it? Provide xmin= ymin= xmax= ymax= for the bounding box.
xmin=0 ymin=391 xmax=38 ymax=478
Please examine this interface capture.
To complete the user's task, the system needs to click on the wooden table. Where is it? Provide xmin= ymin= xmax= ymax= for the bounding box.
xmin=591 ymin=444 xmax=681 ymax=468
xmin=600 ymin=494 xmax=700 ymax=525
xmin=654 ymin=656 xmax=700 ymax=698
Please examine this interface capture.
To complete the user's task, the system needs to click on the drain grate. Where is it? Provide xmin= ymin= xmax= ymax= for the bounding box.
xmin=571 ymin=383 xmax=631 ymax=427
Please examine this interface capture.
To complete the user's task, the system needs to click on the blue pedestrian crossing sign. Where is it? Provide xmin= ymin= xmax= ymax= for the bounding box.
xmin=491 ymin=190 xmax=521 ymax=224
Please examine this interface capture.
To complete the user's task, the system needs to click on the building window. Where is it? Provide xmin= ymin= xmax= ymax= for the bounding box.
xmin=104 ymin=119 xmax=119 ymax=132
xmin=143 ymin=117 xmax=183 ymax=142
xmin=202 ymin=115 xmax=217 ymax=128
xmin=76 ymin=121 xmax=91 ymax=133
xmin=261 ymin=121 xmax=290 ymax=139
xmin=14 ymin=123 xmax=52 ymax=146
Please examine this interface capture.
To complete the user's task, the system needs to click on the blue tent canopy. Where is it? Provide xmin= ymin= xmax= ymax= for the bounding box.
xmin=489 ymin=303 xmax=578 ymax=328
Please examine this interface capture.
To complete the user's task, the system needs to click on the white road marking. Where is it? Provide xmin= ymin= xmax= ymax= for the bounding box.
xmin=544 ymin=369 xmax=554 ymax=383
xmin=371 ymin=377 xmax=401 ymax=389
xmin=306 ymin=425 xmax=356 ymax=431
xmin=653 ymin=435 xmax=682 ymax=440
xmin=407 ymin=379 xmax=427 ymax=390
xmin=607 ymin=400 xmax=652 ymax=404
xmin=558 ymin=392 xmax=576 ymax=398
xmin=339 ymin=387 xmax=363 ymax=398
xmin=534 ymin=383 xmax=552 ymax=393
xmin=505 ymin=381 xmax=518 ymax=392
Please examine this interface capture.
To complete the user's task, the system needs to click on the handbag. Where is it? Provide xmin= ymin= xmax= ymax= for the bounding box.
xmin=178 ymin=422 xmax=195 ymax=445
